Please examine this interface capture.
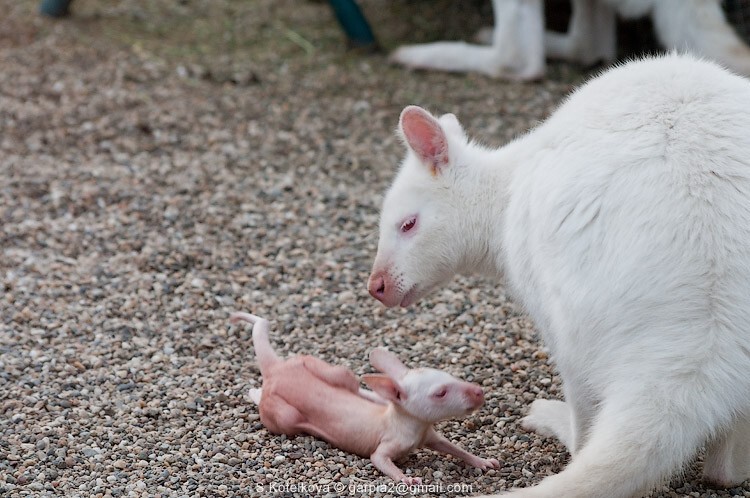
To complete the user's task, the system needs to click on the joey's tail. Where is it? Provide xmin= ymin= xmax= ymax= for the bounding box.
xmin=230 ymin=312 xmax=279 ymax=375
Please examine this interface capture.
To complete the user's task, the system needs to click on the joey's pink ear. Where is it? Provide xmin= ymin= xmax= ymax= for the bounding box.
xmin=399 ymin=105 xmax=450 ymax=175
xmin=362 ymin=374 xmax=407 ymax=404
xmin=369 ymin=348 xmax=409 ymax=378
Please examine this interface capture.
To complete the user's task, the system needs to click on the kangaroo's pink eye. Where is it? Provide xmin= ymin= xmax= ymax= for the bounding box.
xmin=400 ymin=217 xmax=417 ymax=233
xmin=433 ymin=388 xmax=447 ymax=398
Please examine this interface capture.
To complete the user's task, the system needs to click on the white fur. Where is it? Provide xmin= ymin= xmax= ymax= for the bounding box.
xmin=370 ymin=54 xmax=750 ymax=497
xmin=391 ymin=0 xmax=750 ymax=80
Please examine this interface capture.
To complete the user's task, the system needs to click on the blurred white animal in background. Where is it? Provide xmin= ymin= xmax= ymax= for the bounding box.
xmin=391 ymin=0 xmax=750 ymax=80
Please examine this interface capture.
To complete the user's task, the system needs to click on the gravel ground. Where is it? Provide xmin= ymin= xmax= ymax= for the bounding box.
xmin=1 ymin=1 xmax=749 ymax=497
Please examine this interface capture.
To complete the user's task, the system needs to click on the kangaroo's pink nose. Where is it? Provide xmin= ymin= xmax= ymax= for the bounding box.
xmin=368 ymin=274 xmax=387 ymax=302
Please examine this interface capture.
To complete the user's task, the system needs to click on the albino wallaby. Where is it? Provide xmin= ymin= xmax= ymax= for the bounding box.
xmin=368 ymin=54 xmax=750 ymax=497
xmin=392 ymin=0 xmax=750 ymax=80
xmin=230 ymin=312 xmax=500 ymax=484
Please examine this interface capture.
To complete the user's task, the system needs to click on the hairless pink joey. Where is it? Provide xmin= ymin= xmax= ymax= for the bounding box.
xmin=230 ymin=311 xmax=500 ymax=484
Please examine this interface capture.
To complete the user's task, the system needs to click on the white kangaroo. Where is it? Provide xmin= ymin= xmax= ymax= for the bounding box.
xmin=391 ymin=0 xmax=750 ymax=80
xmin=368 ymin=54 xmax=750 ymax=497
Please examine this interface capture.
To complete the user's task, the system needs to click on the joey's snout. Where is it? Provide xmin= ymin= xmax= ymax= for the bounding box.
xmin=465 ymin=385 xmax=484 ymax=409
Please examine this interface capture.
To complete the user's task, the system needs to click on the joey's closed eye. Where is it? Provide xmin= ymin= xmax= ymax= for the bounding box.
xmin=433 ymin=387 xmax=447 ymax=398
xmin=400 ymin=216 xmax=418 ymax=233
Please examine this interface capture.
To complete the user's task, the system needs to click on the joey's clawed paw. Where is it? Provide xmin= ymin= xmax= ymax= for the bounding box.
xmin=401 ymin=476 xmax=422 ymax=486
xmin=474 ymin=457 xmax=501 ymax=470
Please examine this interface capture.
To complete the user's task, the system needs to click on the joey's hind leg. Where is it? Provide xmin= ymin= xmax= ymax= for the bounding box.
xmin=704 ymin=415 xmax=750 ymax=488
xmin=260 ymin=384 xmax=340 ymax=443
xmin=302 ymin=357 xmax=360 ymax=393
xmin=258 ymin=394 xmax=306 ymax=436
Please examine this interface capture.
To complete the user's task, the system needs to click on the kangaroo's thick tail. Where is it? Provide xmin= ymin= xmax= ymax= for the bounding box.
xmin=512 ymin=374 xmax=742 ymax=498
xmin=230 ymin=312 xmax=279 ymax=375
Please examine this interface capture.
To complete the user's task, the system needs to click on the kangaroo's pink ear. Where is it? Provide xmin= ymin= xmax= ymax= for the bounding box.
xmin=399 ymin=106 xmax=449 ymax=175
xmin=362 ymin=374 xmax=407 ymax=404
xmin=369 ymin=348 xmax=409 ymax=378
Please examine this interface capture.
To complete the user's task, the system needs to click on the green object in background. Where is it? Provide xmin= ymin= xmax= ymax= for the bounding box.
xmin=40 ymin=0 xmax=73 ymax=17
xmin=328 ymin=0 xmax=378 ymax=50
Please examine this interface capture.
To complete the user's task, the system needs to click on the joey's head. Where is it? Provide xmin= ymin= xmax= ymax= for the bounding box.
xmin=363 ymin=348 xmax=484 ymax=424
xmin=368 ymin=105 xmax=478 ymax=308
